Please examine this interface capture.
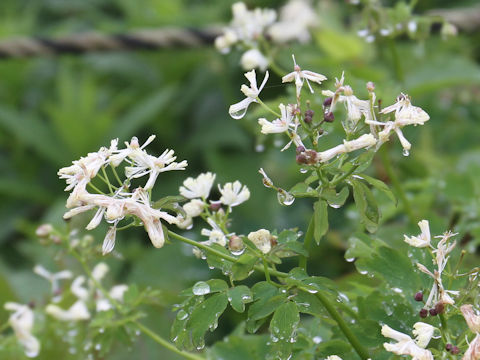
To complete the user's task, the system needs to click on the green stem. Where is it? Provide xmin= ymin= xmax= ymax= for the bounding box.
xmin=101 ymin=166 xmax=115 ymax=194
xmin=257 ymin=98 xmax=281 ymax=117
xmin=379 ymin=147 xmax=416 ymax=223
xmin=299 ymin=216 xmax=315 ymax=271
xmin=330 ymin=164 xmax=359 ymax=187
xmin=111 ymin=166 xmax=124 ymax=187
xmin=439 ymin=313 xmax=450 ymax=343
xmin=133 ymin=321 xmax=205 ymax=360
xmin=301 ymin=288 xmax=370 ymax=360
xmin=262 ymin=256 xmax=272 ymax=284
xmin=87 ymin=182 xmax=107 ymax=195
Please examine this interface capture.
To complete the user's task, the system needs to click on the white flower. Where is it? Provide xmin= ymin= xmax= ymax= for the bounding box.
xmin=241 ymin=48 xmax=269 ymax=71
xmin=464 ymin=333 xmax=480 ymax=360
xmin=367 ymin=94 xmax=430 ymax=154
xmin=33 ymin=265 xmax=72 ymax=297
xmin=219 ymin=181 xmax=250 ymax=206
xmin=179 ymin=172 xmax=216 ymax=199
xmin=229 ymin=70 xmax=269 ymax=119
xmin=382 ymin=325 xmax=433 ymax=360
xmin=183 ymin=199 xmax=205 ymax=217
xmin=282 ymin=54 xmax=327 ymax=99
xmin=71 ymin=276 xmax=89 ymax=301
xmin=91 ymin=263 xmax=109 ymax=282
xmin=462 ymin=305 xmax=480 ymax=333
xmin=230 ymin=2 xmax=276 ymax=43
xmin=404 ymin=220 xmax=431 ymax=248
xmin=326 ymin=357 xmax=343 ymax=360
xmin=58 ymin=139 xmax=117 ymax=192
xmin=248 ymin=229 xmax=272 ymax=254
xmin=102 ymin=226 xmax=117 ymax=255
xmin=46 ymin=300 xmax=90 ymax=321
xmin=176 ymin=215 xmax=193 ymax=230
xmin=268 ymin=0 xmax=318 ymax=44
xmin=412 ymin=322 xmax=434 ymax=348
xmin=258 ymin=103 xmax=295 ymax=134
xmin=4 ymin=302 xmax=40 ymax=358
xmin=316 ymin=134 xmax=377 ymax=163
xmin=214 ymin=29 xmax=238 ymax=54
xmin=201 ymin=219 xmax=227 ymax=247
xmin=96 ymin=285 xmax=128 ymax=312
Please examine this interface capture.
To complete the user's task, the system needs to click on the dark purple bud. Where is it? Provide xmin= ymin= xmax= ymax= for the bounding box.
xmin=296 ymin=145 xmax=306 ymax=154
xmin=296 ymin=154 xmax=308 ymax=165
xmin=445 ymin=343 xmax=453 ymax=351
xmin=414 ymin=291 xmax=423 ymax=302
xmin=451 ymin=346 xmax=459 ymax=355
xmin=304 ymin=115 xmax=312 ymax=124
xmin=323 ymin=97 xmax=333 ymax=107
xmin=419 ymin=308 xmax=428 ymax=318
xmin=28 ymin=301 xmax=36 ymax=309
xmin=209 ymin=202 xmax=222 ymax=212
xmin=324 ymin=111 xmax=335 ymax=123
xmin=305 ymin=109 xmax=314 ymax=118
xmin=429 ymin=308 xmax=438 ymax=316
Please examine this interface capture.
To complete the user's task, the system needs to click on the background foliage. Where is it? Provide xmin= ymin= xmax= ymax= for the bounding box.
xmin=0 ymin=0 xmax=479 ymax=359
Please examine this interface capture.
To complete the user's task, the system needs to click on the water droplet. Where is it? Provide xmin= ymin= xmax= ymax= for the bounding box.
xmin=95 ymin=343 xmax=102 ymax=351
xmin=176 ymin=310 xmax=189 ymax=320
xmin=359 ymin=270 xmax=368 ymax=275
xmin=99 ymin=328 xmax=105 ymax=334
xmin=403 ymin=149 xmax=410 ymax=157
xmin=192 ymin=281 xmax=211 ymax=296
xmin=186 ymin=223 xmax=193 ymax=230
xmin=346 ymin=257 xmax=355 ymax=263
xmin=231 ymin=248 xmax=245 ymax=256
xmin=313 ymin=336 xmax=322 ymax=344
xmin=277 ymin=190 xmax=295 ymax=206
xmin=300 ymin=168 xmax=308 ymax=174
xmin=328 ymin=203 xmax=341 ymax=209
xmin=230 ymin=107 xmax=248 ymax=120
xmin=307 ymin=288 xmax=318 ymax=294
xmin=135 ymin=330 xmax=141 ymax=336
xmin=391 ymin=287 xmax=403 ymax=294
xmin=255 ymin=144 xmax=265 ymax=152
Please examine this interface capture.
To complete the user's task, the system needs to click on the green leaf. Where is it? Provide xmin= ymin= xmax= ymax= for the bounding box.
xmin=358 ymin=174 xmax=396 ymax=205
xmin=205 ymin=244 xmax=234 ymax=274
xmin=313 ymin=200 xmax=329 ymax=244
xmin=207 ymin=333 xmax=270 ymax=360
xmin=228 ymin=285 xmax=253 ymax=313
xmin=180 ymin=279 xmax=228 ymax=297
xmin=269 ymin=302 xmax=300 ymax=359
xmin=187 ymin=293 xmax=229 ymax=349
xmin=248 ymin=282 xmax=285 ymax=323
xmin=351 ymin=179 xmax=379 ymax=233
xmin=322 ymin=186 xmax=350 ymax=208
xmin=231 ymin=252 xmax=258 ymax=281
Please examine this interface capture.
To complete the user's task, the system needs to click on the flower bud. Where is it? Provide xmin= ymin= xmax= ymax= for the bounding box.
xmin=435 ymin=302 xmax=445 ymax=315
xmin=323 ymin=97 xmax=333 ymax=107
xmin=451 ymin=346 xmax=459 ymax=355
xmin=445 ymin=343 xmax=453 ymax=351
xmin=324 ymin=111 xmax=335 ymax=123
xmin=304 ymin=115 xmax=312 ymax=124
xmin=296 ymin=145 xmax=306 ymax=154
xmin=248 ymin=229 xmax=272 ymax=254
xmin=414 ymin=291 xmax=423 ymax=302
xmin=429 ymin=308 xmax=438 ymax=316
xmin=209 ymin=201 xmax=222 ymax=212
xmin=305 ymin=109 xmax=314 ymax=118
xmin=36 ymin=224 xmax=54 ymax=238
xmin=228 ymin=235 xmax=244 ymax=252
xmin=419 ymin=308 xmax=428 ymax=318
xmin=366 ymin=81 xmax=375 ymax=92
xmin=296 ymin=154 xmax=308 ymax=164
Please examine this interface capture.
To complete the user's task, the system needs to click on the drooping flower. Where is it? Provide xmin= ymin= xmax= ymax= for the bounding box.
xmin=179 ymin=172 xmax=216 ymax=199
xmin=4 ymin=302 xmax=40 ymax=358
xmin=258 ymin=103 xmax=295 ymax=134
xmin=45 ymin=301 xmax=90 ymax=322
xmin=404 ymin=220 xmax=431 ymax=248
xmin=282 ymin=54 xmax=327 ymax=99
xmin=464 ymin=333 xmax=480 ymax=360
xmin=248 ymin=228 xmax=272 ymax=254
xmin=229 ymin=70 xmax=269 ymax=119
xmin=316 ymin=134 xmax=377 ymax=163
xmin=219 ymin=181 xmax=250 ymax=206
xmin=382 ymin=324 xmax=434 ymax=360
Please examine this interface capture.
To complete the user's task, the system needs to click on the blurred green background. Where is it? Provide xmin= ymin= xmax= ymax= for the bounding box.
xmin=0 ymin=0 xmax=480 ymax=359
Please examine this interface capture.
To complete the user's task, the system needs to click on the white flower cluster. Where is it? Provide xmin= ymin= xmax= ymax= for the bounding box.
xmin=176 ymin=172 xmax=250 ymax=256
xmin=44 ymin=262 xmax=127 ymax=321
xmin=404 ymin=221 xmax=458 ymax=309
xmin=229 ymin=59 xmax=430 ymax=162
xmin=215 ymin=1 xmax=318 ymax=71
xmin=58 ymin=136 xmax=187 ymax=254
xmin=382 ymin=323 xmax=435 ymax=359
xmin=3 ymin=302 xmax=40 ymax=358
